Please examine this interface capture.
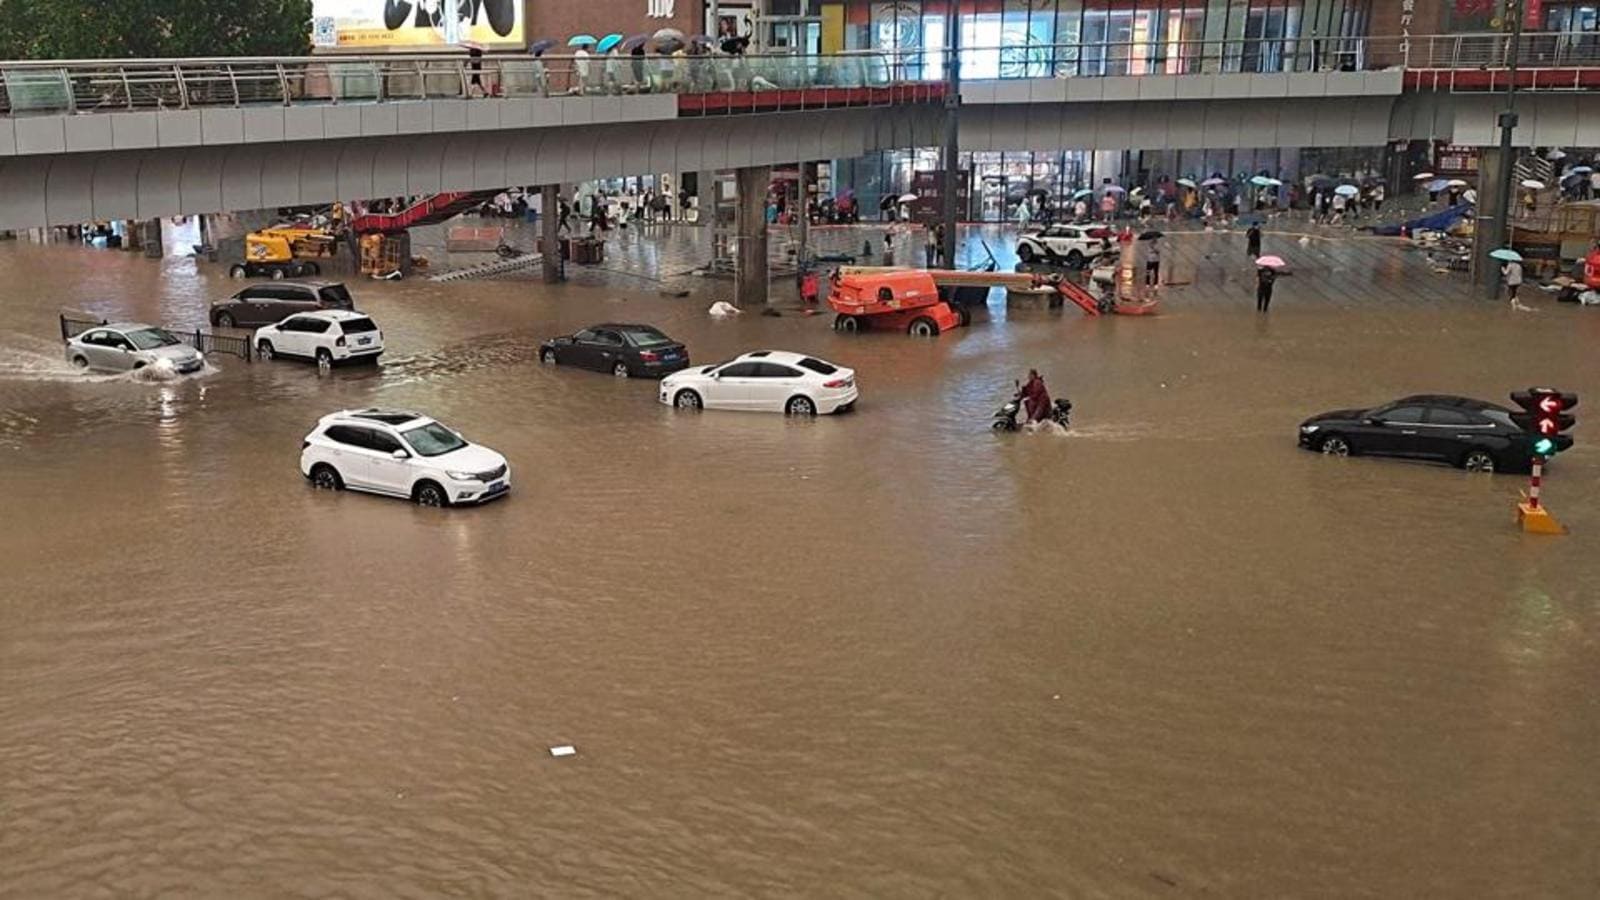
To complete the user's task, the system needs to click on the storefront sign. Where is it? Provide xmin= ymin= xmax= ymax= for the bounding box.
xmin=311 ymin=0 xmax=525 ymax=52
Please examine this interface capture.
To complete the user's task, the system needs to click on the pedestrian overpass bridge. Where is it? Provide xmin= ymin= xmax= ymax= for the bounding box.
xmin=2 ymin=34 xmax=1599 ymax=229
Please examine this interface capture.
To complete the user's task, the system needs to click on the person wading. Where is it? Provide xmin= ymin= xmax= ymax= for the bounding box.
xmin=1246 ymin=222 xmax=1262 ymax=258
xmin=1256 ymin=265 xmax=1278 ymax=313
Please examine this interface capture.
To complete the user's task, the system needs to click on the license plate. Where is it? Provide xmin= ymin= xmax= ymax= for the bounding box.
xmin=358 ymin=338 xmax=371 ymax=345
xmin=661 ymin=353 xmax=678 ymax=361
xmin=486 ymin=481 xmax=505 ymax=493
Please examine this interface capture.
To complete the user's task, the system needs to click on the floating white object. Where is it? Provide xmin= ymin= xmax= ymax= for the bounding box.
xmin=708 ymin=301 xmax=741 ymax=317
xmin=550 ymin=745 xmax=576 ymax=757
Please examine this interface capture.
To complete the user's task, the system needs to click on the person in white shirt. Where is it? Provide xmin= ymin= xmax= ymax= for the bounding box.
xmin=1503 ymin=260 xmax=1524 ymax=307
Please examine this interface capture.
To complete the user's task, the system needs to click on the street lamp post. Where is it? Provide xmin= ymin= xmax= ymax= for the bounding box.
xmin=939 ymin=3 xmax=961 ymax=267
xmin=1486 ymin=0 xmax=1525 ymax=298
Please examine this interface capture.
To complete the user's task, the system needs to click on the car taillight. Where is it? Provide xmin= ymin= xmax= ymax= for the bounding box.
xmin=335 ymin=336 xmax=346 ymax=346
xmin=639 ymin=351 xmax=659 ymax=361
xmin=824 ymin=378 xmax=850 ymax=388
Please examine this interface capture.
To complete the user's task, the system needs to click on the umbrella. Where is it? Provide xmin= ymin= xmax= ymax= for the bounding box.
xmin=1202 ymin=177 xmax=1227 ymax=186
xmin=567 ymin=34 xmax=598 ymax=47
xmin=1412 ymin=172 xmax=1436 ymax=181
xmin=1547 ymin=148 xmax=1567 ymax=160
xmin=1521 ymin=178 xmax=1546 ymax=190
xmin=596 ymin=33 xmax=624 ymax=53
xmin=653 ymin=27 xmax=685 ymax=42
xmin=1572 ymin=165 xmax=1594 ymax=175
xmin=1308 ymin=174 xmax=1335 ymax=185
xmin=1176 ymin=178 xmax=1197 ymax=188
xmin=528 ymin=38 xmax=555 ymax=54
xmin=1249 ymin=175 xmax=1272 ymax=187
xmin=1490 ymin=248 xmax=1523 ymax=263
xmin=1072 ymin=188 xmax=1094 ymax=200
xmin=1334 ymin=184 xmax=1360 ymax=197
xmin=1425 ymin=178 xmax=1450 ymax=193
xmin=1462 ymin=189 xmax=1479 ymax=205
xmin=689 ymin=34 xmax=715 ymax=45
xmin=621 ymin=34 xmax=650 ymax=51
xmin=1255 ymin=255 xmax=1287 ymax=268
xmin=1028 ymin=187 xmax=1050 ymax=197
xmin=1138 ymin=230 xmax=1164 ymax=241
xmin=1103 ymin=185 xmax=1127 ymax=194
xmin=897 ymin=193 xmax=918 ymax=203
xmin=1446 ymin=178 xmax=1469 ymax=188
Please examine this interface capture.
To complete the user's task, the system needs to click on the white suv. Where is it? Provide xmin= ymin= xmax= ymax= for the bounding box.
xmin=300 ymin=409 xmax=511 ymax=507
xmin=255 ymin=310 xmax=383 ymax=365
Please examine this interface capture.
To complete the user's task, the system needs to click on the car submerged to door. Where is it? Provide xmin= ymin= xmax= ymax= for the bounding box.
xmin=539 ymin=323 xmax=689 ymax=378
xmin=660 ymin=350 xmax=857 ymax=416
xmin=1298 ymin=394 xmax=1567 ymax=474
xmin=210 ymin=281 xmax=355 ymax=329
xmin=300 ymin=408 xmax=510 ymax=507
xmin=64 ymin=323 xmax=206 ymax=374
xmin=255 ymin=310 xmax=383 ymax=365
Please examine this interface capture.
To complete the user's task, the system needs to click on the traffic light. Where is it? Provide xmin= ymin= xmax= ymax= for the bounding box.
xmin=1510 ymin=388 xmax=1578 ymax=457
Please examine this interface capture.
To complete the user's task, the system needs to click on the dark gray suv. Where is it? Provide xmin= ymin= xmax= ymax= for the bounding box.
xmin=210 ymin=281 xmax=355 ymax=328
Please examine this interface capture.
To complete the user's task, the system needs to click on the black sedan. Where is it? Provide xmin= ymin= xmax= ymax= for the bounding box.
xmin=1298 ymin=394 xmax=1568 ymax=474
xmin=538 ymin=324 xmax=689 ymax=378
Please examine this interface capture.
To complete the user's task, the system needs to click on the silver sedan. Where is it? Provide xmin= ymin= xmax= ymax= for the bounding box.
xmin=65 ymin=323 xmax=205 ymax=374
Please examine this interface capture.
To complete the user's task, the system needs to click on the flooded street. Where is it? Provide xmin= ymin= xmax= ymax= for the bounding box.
xmin=2 ymin=227 xmax=1598 ymax=897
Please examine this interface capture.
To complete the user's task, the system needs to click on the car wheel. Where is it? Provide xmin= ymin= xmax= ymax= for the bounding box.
xmin=215 ymin=311 xmax=236 ymax=328
xmin=1017 ymin=243 xmax=1036 ymax=263
xmin=1066 ymin=250 xmax=1085 ymax=268
xmin=315 ymin=348 xmax=333 ymax=368
xmin=834 ymin=314 xmax=862 ymax=333
xmin=786 ymin=395 xmax=817 ymax=416
xmin=1319 ymin=435 xmax=1352 ymax=457
xmin=613 ymin=361 xmax=631 ymax=378
xmin=955 ymin=305 xmax=972 ymax=327
xmin=1461 ymin=449 xmax=1497 ymax=473
xmin=310 ymin=463 xmax=343 ymax=491
xmin=540 ymin=347 xmax=558 ymax=365
xmin=414 ymin=481 xmax=448 ymax=507
xmin=673 ymin=389 xmax=702 ymax=410
xmin=305 ymin=262 xmax=321 ymax=276
xmin=229 ymin=264 xmax=247 ymax=279
xmin=70 ymin=355 xmax=89 ymax=370
xmin=908 ymin=316 xmax=939 ymax=337
xmin=270 ymin=268 xmax=286 ymax=280
xmin=257 ymin=340 xmax=275 ymax=360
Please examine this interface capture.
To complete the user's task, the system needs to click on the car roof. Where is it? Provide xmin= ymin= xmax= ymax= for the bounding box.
xmin=589 ymin=322 xmax=662 ymax=331
xmin=289 ymin=309 xmax=367 ymax=321
xmin=99 ymin=322 xmax=156 ymax=331
xmin=736 ymin=350 xmax=833 ymax=366
xmin=1393 ymin=394 xmax=1502 ymax=411
xmin=245 ymin=280 xmax=342 ymax=290
xmin=321 ymin=408 xmax=431 ymax=427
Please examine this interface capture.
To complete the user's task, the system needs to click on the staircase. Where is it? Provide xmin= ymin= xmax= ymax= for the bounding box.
xmin=349 ymin=191 xmax=498 ymax=235
xmin=428 ymin=253 xmax=545 ymax=282
xmin=1513 ymin=155 xmax=1557 ymax=188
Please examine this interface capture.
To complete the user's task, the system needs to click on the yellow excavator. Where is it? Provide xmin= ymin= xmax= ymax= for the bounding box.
xmin=229 ymin=224 xmax=341 ymax=280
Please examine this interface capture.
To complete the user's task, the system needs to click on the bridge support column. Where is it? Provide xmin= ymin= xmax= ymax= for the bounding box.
xmin=540 ymin=184 xmax=561 ymax=284
xmin=734 ymin=165 xmax=770 ymax=307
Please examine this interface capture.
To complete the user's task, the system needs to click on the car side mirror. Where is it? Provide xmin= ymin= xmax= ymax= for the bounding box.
xmin=709 ymin=371 xmax=720 ymax=380
xmin=391 ymin=449 xmax=409 ymax=460
xmin=1365 ymin=417 xmax=1383 ymax=426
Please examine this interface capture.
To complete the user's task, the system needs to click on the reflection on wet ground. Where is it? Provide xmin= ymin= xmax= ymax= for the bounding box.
xmin=1 ymin=224 xmax=1598 ymax=896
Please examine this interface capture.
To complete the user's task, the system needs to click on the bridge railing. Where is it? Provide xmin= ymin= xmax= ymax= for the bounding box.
xmin=4 ymin=33 xmax=1600 ymax=116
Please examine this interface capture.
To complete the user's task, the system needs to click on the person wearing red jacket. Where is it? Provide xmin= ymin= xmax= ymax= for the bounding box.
xmin=1020 ymin=369 xmax=1051 ymax=424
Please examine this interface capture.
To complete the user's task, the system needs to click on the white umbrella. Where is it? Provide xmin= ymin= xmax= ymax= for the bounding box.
xmin=1334 ymin=184 xmax=1360 ymax=197
xmin=1521 ymin=179 xmax=1546 ymax=190
xmin=1413 ymin=172 xmax=1436 ymax=181
xmin=1176 ymin=178 xmax=1197 ymax=188
xmin=1463 ymin=189 xmax=1478 ymax=204
xmin=897 ymin=193 xmax=918 ymax=203
xmin=1446 ymin=178 xmax=1469 ymax=188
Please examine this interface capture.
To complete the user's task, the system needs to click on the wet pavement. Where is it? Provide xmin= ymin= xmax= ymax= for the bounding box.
xmin=1 ymin=221 xmax=1598 ymax=897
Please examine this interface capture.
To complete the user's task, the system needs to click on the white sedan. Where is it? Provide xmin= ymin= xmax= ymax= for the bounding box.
xmin=660 ymin=350 xmax=858 ymax=416
xmin=1016 ymin=224 xmax=1118 ymax=267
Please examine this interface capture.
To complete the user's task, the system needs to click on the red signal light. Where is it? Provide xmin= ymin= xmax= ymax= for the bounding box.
xmin=1539 ymin=395 xmax=1563 ymax=413
xmin=1539 ymin=419 xmax=1560 ymax=435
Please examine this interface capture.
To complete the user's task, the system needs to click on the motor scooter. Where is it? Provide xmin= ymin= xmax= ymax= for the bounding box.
xmin=992 ymin=382 xmax=1072 ymax=431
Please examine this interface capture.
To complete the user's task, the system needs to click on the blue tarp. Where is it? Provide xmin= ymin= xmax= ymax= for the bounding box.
xmin=1369 ymin=202 xmax=1474 ymax=236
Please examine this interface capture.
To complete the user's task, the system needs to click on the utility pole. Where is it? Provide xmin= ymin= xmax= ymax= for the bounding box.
xmin=938 ymin=4 xmax=962 ymax=268
xmin=1486 ymin=0 xmax=1525 ymax=298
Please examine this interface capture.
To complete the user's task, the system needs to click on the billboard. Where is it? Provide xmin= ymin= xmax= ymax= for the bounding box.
xmin=311 ymin=1 xmax=526 ymax=52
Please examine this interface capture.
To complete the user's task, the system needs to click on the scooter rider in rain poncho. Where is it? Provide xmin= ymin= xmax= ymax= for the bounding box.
xmin=1020 ymin=369 xmax=1051 ymax=424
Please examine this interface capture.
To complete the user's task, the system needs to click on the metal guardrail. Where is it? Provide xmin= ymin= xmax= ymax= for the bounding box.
xmin=58 ymin=314 xmax=252 ymax=362
xmin=4 ymin=33 xmax=1600 ymax=117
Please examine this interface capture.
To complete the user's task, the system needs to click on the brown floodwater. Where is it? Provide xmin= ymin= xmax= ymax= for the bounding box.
xmin=1 ymin=225 xmax=1597 ymax=897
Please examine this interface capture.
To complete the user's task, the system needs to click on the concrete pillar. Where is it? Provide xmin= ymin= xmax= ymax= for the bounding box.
xmin=541 ymin=184 xmax=561 ymax=283
xmin=734 ymin=165 xmax=771 ymax=306
xmin=797 ymin=161 xmax=810 ymax=265
xmin=142 ymin=218 xmax=163 ymax=258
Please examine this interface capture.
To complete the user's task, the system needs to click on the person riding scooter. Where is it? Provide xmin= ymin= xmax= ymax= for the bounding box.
xmin=993 ymin=373 xmax=1072 ymax=431
xmin=1020 ymin=369 xmax=1051 ymax=424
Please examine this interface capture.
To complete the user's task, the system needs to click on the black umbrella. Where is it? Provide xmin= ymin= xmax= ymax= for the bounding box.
xmin=1139 ymin=230 xmax=1164 ymax=241
xmin=528 ymin=39 xmax=555 ymax=54
xmin=621 ymin=34 xmax=650 ymax=52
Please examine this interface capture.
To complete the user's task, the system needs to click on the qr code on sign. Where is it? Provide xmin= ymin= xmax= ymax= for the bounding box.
xmin=312 ymin=17 xmax=337 ymax=47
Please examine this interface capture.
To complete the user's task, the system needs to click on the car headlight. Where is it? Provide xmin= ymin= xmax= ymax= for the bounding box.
xmin=1299 ymin=424 xmax=1319 ymax=434
xmin=446 ymin=470 xmax=476 ymax=481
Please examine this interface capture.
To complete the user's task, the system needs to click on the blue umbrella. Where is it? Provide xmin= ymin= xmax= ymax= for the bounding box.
xmin=1490 ymin=248 xmax=1523 ymax=263
xmin=596 ymin=33 xmax=624 ymax=53
xmin=528 ymin=39 xmax=555 ymax=54
xmin=1425 ymin=178 xmax=1450 ymax=193
xmin=567 ymin=34 xmax=598 ymax=47
xmin=1072 ymin=188 xmax=1093 ymax=200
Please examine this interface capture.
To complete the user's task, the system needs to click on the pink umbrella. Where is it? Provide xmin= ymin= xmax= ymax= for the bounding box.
xmin=1255 ymin=255 xmax=1287 ymax=268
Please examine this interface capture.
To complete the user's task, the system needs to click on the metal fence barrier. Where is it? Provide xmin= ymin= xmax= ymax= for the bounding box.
xmin=58 ymin=314 xmax=253 ymax=362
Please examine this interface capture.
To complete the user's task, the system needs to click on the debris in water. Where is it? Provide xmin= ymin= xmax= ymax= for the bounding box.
xmin=550 ymin=745 xmax=576 ymax=758
xmin=708 ymin=301 xmax=741 ymax=318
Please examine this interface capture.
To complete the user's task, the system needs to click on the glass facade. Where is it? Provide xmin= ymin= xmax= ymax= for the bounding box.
xmin=841 ymin=0 xmax=1374 ymax=77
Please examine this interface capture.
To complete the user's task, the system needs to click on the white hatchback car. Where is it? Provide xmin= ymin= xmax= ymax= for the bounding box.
xmin=660 ymin=350 xmax=858 ymax=416
xmin=300 ymin=409 xmax=510 ymax=507
xmin=255 ymin=310 xmax=383 ymax=365
xmin=1016 ymin=224 xmax=1118 ymax=267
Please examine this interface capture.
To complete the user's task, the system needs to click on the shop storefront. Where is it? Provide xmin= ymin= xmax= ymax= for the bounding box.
xmin=835 ymin=0 xmax=1375 ymax=78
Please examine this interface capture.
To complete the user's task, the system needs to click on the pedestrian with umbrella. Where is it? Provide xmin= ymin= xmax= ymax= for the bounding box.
xmin=1139 ymin=230 xmax=1164 ymax=286
xmin=1255 ymin=256 xmax=1286 ymax=312
xmin=1492 ymin=248 xmax=1526 ymax=309
xmin=1246 ymin=220 xmax=1263 ymax=258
